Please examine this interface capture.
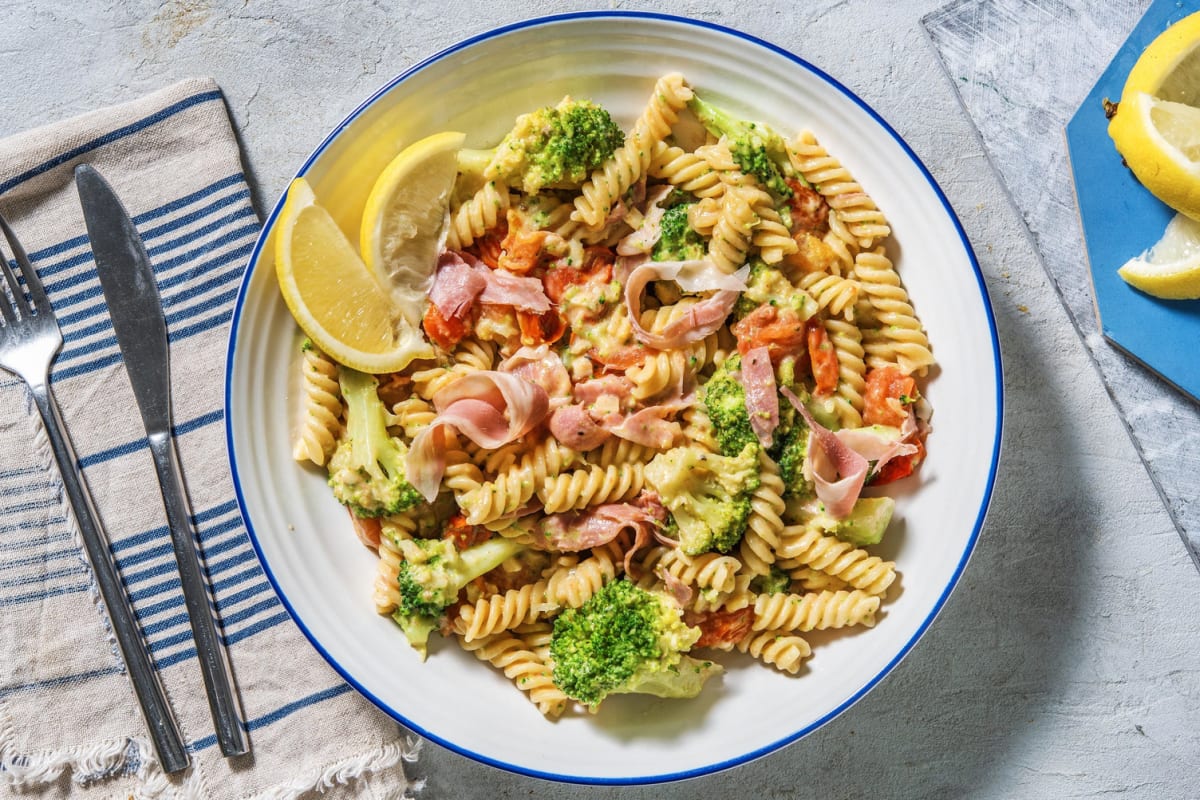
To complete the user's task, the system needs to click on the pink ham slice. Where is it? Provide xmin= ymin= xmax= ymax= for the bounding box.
xmin=623 ymin=260 xmax=748 ymax=350
xmin=406 ymin=371 xmax=550 ymax=501
xmin=781 ymin=388 xmax=867 ymax=520
xmin=835 ymin=426 xmax=919 ymax=480
xmin=429 ymin=251 xmax=487 ymax=319
xmin=430 ymin=250 xmax=552 ymax=318
xmin=500 ymin=345 xmax=572 ymax=407
xmin=740 ymin=345 xmax=779 ymax=448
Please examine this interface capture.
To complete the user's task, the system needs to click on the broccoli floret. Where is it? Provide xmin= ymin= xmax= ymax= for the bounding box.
xmin=701 ymin=354 xmax=759 ymax=458
xmin=751 ymin=565 xmax=792 ymax=595
xmin=652 ymin=202 xmax=707 ymax=261
xmin=549 ymin=579 xmax=721 ymax=709
xmin=464 ymin=97 xmax=624 ymax=194
xmin=734 ymin=260 xmax=817 ymax=321
xmin=394 ymin=536 xmax=527 ymax=657
xmin=645 ymin=443 xmax=761 ymax=555
xmin=771 ymin=420 xmax=815 ymax=500
xmin=327 ymin=369 xmax=424 ymax=518
xmin=689 ymin=94 xmax=794 ymax=199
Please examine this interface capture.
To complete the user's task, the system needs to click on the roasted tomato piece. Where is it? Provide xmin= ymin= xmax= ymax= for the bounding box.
xmin=731 ymin=304 xmax=807 ymax=363
xmin=517 ymin=308 xmax=567 ymax=346
xmin=442 ymin=514 xmax=492 ymax=551
xmin=542 ymin=246 xmax=614 ymax=304
xmin=872 ymin=434 xmax=926 ymax=485
xmin=692 ymin=607 xmax=754 ymax=649
xmin=808 ymin=322 xmax=839 ymax=397
xmin=786 ymin=179 xmax=829 ymax=234
xmin=422 ymin=302 xmax=469 ymax=350
xmin=863 ymin=365 xmax=917 ymax=428
xmin=347 ymin=509 xmax=381 ymax=551
xmin=472 ymin=231 xmax=504 ymax=269
xmin=498 ymin=225 xmax=550 ymax=275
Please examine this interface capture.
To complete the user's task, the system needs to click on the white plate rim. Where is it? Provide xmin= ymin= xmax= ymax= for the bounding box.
xmin=223 ymin=10 xmax=1004 ymax=785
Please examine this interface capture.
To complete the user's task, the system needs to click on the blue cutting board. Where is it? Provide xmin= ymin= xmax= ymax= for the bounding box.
xmin=1066 ymin=0 xmax=1200 ymax=401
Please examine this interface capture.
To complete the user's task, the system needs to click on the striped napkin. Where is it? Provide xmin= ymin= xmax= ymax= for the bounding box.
xmin=0 ymin=79 xmax=418 ymax=798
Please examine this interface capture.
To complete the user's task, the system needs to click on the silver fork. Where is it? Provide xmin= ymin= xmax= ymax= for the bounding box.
xmin=0 ymin=211 xmax=190 ymax=774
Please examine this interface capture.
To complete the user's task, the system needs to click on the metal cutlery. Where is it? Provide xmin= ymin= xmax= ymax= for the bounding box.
xmin=76 ymin=165 xmax=249 ymax=759
xmin=0 ymin=210 xmax=190 ymax=773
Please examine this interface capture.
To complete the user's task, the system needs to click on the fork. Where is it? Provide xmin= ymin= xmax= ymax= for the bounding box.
xmin=0 ymin=211 xmax=190 ymax=773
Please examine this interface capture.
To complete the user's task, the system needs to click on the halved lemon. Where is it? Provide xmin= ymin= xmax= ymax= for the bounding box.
xmin=360 ymin=130 xmax=466 ymax=327
xmin=1117 ymin=212 xmax=1200 ymax=299
xmin=1109 ymin=12 xmax=1200 ymax=220
xmin=275 ymin=178 xmax=434 ymax=372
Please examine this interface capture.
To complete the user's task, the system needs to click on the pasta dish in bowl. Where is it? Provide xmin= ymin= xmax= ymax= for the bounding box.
xmin=225 ymin=11 xmax=1001 ymax=784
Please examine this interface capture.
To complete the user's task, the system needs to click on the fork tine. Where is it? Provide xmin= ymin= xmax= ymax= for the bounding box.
xmin=0 ymin=230 xmax=23 ymax=323
xmin=0 ymin=212 xmax=46 ymax=317
xmin=0 ymin=236 xmax=15 ymax=326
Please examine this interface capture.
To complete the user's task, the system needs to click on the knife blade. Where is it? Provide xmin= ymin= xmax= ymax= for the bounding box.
xmin=76 ymin=164 xmax=249 ymax=759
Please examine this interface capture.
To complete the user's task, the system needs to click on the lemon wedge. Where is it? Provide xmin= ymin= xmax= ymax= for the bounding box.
xmin=275 ymin=178 xmax=434 ymax=372
xmin=1109 ymin=12 xmax=1200 ymax=220
xmin=1117 ymin=212 xmax=1200 ymax=299
xmin=361 ymin=131 xmax=466 ymax=327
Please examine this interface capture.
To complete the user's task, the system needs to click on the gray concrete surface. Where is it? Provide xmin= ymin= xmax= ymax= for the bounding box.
xmin=3 ymin=0 xmax=1199 ymax=797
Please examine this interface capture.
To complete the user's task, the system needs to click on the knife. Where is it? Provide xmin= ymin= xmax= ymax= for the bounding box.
xmin=75 ymin=164 xmax=249 ymax=759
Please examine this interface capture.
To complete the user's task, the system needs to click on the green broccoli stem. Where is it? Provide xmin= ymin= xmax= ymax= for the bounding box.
xmin=455 ymin=536 xmax=527 ymax=586
xmin=339 ymin=368 xmax=402 ymax=480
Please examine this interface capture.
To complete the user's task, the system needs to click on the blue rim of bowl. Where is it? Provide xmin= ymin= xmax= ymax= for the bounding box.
xmin=225 ymin=9 xmax=1004 ymax=786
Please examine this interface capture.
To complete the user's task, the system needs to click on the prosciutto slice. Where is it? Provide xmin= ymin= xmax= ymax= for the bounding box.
xmin=406 ymin=371 xmax=550 ymax=501
xmin=531 ymin=494 xmax=664 ymax=574
xmin=500 ymin=345 xmax=572 ymax=406
xmin=430 ymin=250 xmax=552 ymax=317
xmin=835 ymin=425 xmax=919 ymax=480
xmin=608 ymin=406 xmax=683 ymax=449
xmin=616 ymin=185 xmax=673 ymax=256
xmin=549 ymin=404 xmax=611 ymax=451
xmin=782 ymin=387 xmax=867 ymax=520
xmin=429 ymin=251 xmax=487 ymax=319
xmin=623 ymin=260 xmax=748 ymax=349
xmin=741 ymin=346 xmax=779 ymax=448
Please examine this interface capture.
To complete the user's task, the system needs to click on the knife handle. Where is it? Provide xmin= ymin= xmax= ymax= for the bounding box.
xmin=29 ymin=381 xmax=190 ymax=773
xmin=147 ymin=432 xmax=249 ymax=758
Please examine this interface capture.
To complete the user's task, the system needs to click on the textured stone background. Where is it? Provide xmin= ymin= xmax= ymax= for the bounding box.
xmin=2 ymin=0 xmax=1198 ymax=797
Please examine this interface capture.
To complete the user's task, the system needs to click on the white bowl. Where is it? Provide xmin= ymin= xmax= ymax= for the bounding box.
xmin=225 ymin=11 xmax=1002 ymax=785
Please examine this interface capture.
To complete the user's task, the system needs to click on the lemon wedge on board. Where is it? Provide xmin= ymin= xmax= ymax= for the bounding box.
xmin=1117 ymin=212 xmax=1200 ymax=299
xmin=360 ymin=130 xmax=466 ymax=327
xmin=1109 ymin=11 xmax=1200 ymax=221
xmin=275 ymin=178 xmax=434 ymax=372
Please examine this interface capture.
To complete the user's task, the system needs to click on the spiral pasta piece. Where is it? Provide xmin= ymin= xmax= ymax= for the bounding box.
xmin=681 ymin=404 xmax=720 ymax=454
xmin=706 ymin=183 xmax=757 ymax=274
xmin=657 ymin=549 xmax=741 ymax=595
xmin=787 ymin=130 xmax=890 ymax=249
xmin=736 ymin=630 xmax=812 ymax=674
xmin=854 ymin=248 xmax=935 ymax=376
xmin=461 ymin=439 xmax=581 ymax=524
xmin=752 ymin=590 xmax=880 ymax=632
xmin=292 ymin=346 xmax=342 ymax=466
xmin=584 ymin=438 xmax=658 ymax=469
xmin=742 ymin=185 xmax=798 ymax=264
xmin=738 ymin=455 xmax=787 ymax=576
xmin=458 ymin=630 xmax=568 ymax=718
xmin=777 ymin=524 xmax=896 ymax=596
xmin=453 ymin=580 xmax=553 ymax=641
xmin=648 ymin=140 xmax=724 ymax=198
xmin=823 ymin=317 xmax=867 ymax=429
xmin=390 ymin=395 xmax=435 ymax=441
xmin=373 ymin=515 xmax=419 ymax=615
xmin=545 ymin=549 xmax=619 ymax=608
xmin=445 ymin=180 xmax=511 ymax=250
xmin=798 ymin=270 xmax=860 ymax=320
xmin=573 ymin=73 xmax=693 ymax=227
xmin=537 ymin=462 xmax=645 ymax=513
xmin=626 ymin=349 xmax=689 ymax=402
xmin=779 ymin=564 xmax=853 ymax=592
